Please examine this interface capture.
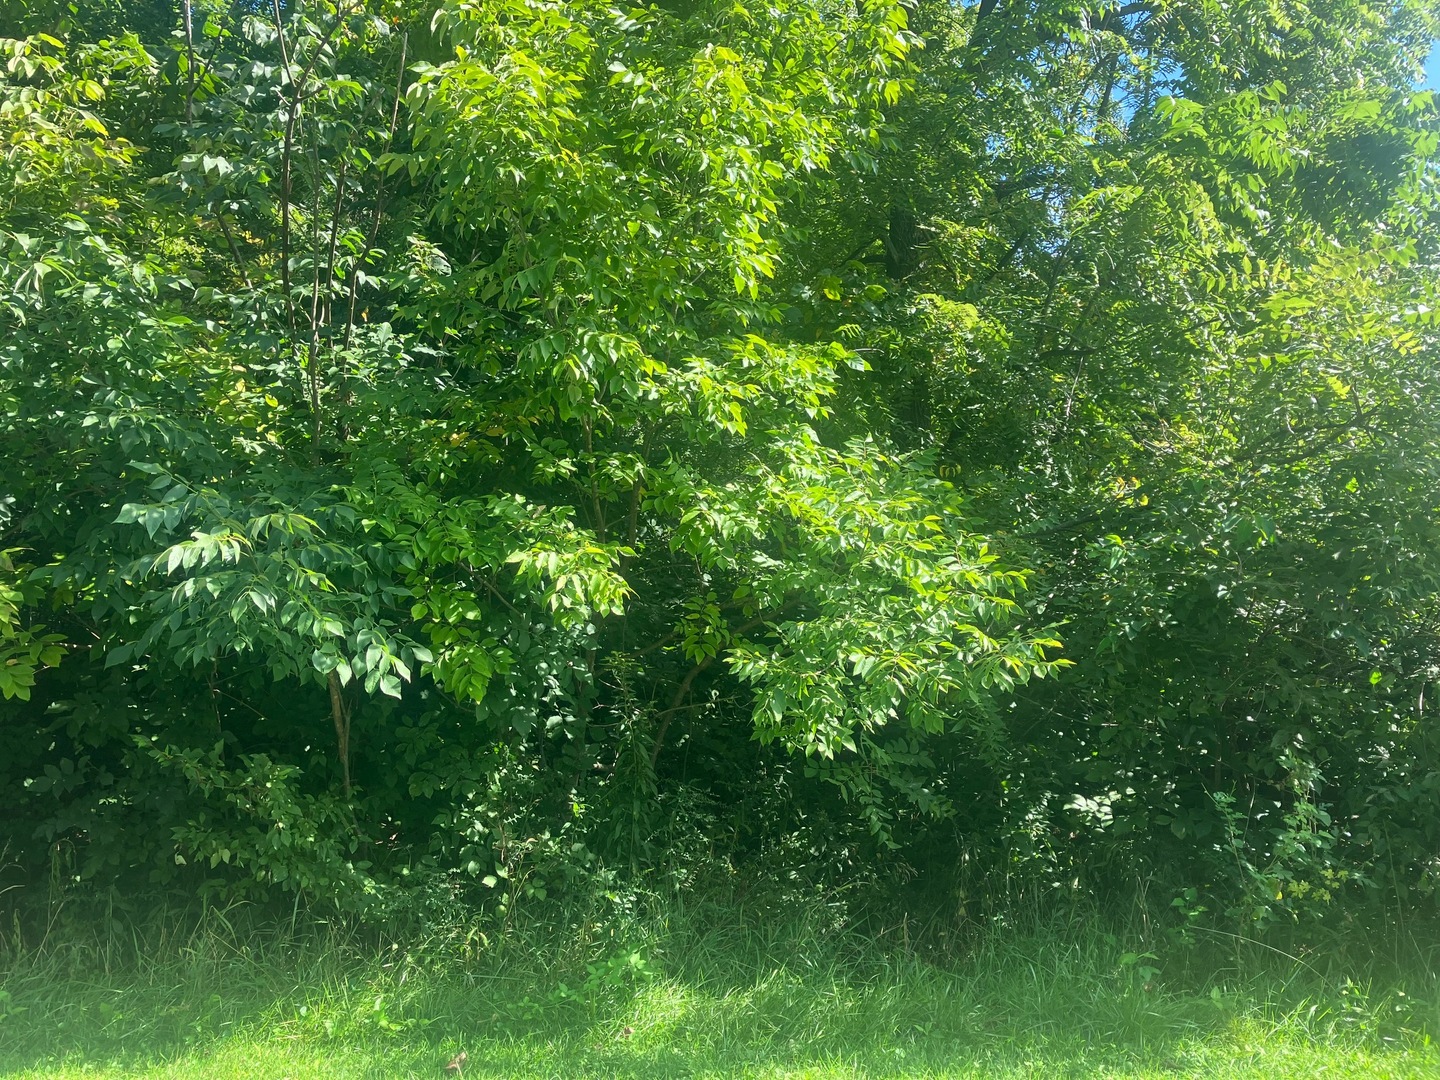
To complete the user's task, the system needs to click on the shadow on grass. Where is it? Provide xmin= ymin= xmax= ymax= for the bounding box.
xmin=3 ymin=951 xmax=1438 ymax=1079
xmin=3 ymin=899 xmax=1439 ymax=1079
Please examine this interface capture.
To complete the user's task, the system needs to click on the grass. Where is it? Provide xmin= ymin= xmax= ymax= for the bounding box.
xmin=1 ymin=892 xmax=1437 ymax=1078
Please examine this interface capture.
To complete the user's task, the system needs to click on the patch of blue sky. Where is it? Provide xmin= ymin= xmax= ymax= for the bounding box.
xmin=1422 ymin=40 xmax=1440 ymax=90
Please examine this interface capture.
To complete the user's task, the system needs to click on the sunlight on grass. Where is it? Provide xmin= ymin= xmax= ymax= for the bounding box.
xmin=3 ymin=920 xmax=1438 ymax=1080
xmin=3 ymin=1028 xmax=1437 ymax=1079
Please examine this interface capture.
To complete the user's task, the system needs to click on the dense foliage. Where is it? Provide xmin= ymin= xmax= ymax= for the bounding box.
xmin=2 ymin=0 xmax=1438 ymax=934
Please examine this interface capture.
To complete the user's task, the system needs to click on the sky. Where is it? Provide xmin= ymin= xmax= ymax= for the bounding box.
xmin=1425 ymin=41 xmax=1440 ymax=91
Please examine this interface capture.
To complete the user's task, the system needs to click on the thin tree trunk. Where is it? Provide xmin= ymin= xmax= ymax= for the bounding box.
xmin=182 ymin=0 xmax=195 ymax=122
xmin=328 ymin=670 xmax=352 ymax=798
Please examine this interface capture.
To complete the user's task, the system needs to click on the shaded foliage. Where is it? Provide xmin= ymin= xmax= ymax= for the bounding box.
xmin=1 ymin=0 xmax=1438 ymax=935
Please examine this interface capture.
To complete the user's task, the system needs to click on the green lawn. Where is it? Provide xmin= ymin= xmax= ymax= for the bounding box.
xmin=2 ymin=904 xmax=1436 ymax=1078
xmin=4 ymin=1031 xmax=1437 ymax=1079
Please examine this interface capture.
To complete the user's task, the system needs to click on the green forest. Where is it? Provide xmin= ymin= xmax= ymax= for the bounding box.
xmin=2 ymin=0 xmax=1440 ymax=1075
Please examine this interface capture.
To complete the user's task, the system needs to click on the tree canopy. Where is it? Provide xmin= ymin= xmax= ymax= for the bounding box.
xmin=2 ymin=0 xmax=1438 ymax=930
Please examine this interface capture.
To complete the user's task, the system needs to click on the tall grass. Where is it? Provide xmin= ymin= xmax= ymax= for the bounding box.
xmin=1 ymin=886 xmax=1437 ymax=1078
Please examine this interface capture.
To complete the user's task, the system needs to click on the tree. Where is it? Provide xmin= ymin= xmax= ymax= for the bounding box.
xmin=2 ymin=0 xmax=1437 ymax=927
